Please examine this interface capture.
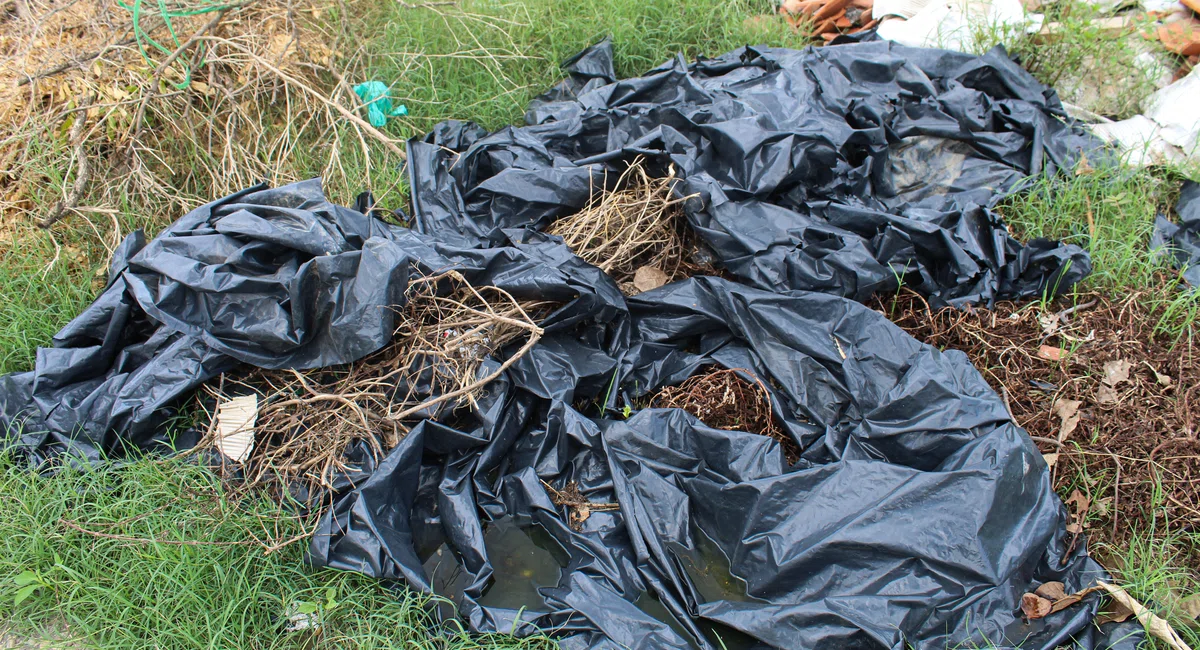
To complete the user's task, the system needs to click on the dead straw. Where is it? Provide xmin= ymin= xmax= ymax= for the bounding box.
xmin=548 ymin=158 xmax=697 ymax=290
xmin=202 ymin=270 xmax=547 ymax=499
xmin=650 ymin=367 xmax=799 ymax=464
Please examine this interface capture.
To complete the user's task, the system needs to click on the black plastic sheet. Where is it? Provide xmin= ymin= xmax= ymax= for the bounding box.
xmin=1 ymin=40 xmax=1137 ymax=650
xmin=410 ymin=40 xmax=1095 ymax=307
xmin=1155 ymin=180 xmax=1200 ymax=287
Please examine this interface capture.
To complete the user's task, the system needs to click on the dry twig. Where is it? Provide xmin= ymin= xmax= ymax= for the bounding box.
xmin=548 ymin=158 xmax=701 ymax=291
xmin=203 ymin=271 xmax=548 ymax=499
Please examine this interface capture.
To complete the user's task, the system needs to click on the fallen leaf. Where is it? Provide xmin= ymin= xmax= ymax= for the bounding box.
xmin=1053 ymin=399 xmax=1083 ymax=443
xmin=1065 ymin=489 xmax=1091 ymax=517
xmin=1097 ymin=581 xmax=1194 ymax=650
xmin=1043 ymin=452 xmax=1059 ymax=469
xmin=1092 ymin=496 xmax=1113 ymax=518
xmin=1038 ymin=344 xmax=1064 ymax=361
xmin=1145 ymin=361 xmax=1173 ymax=388
xmin=1102 ymin=359 xmax=1132 ymax=387
xmin=1022 ymin=593 xmax=1053 ymax=619
xmin=1098 ymin=384 xmax=1120 ymax=404
xmin=632 ymin=266 xmax=670 ymax=293
xmin=1096 ymin=596 xmax=1134 ymax=625
xmin=1036 ymin=581 xmax=1068 ymax=601
xmin=1179 ymin=594 xmax=1200 ymax=621
xmin=1066 ymin=522 xmax=1084 ymax=535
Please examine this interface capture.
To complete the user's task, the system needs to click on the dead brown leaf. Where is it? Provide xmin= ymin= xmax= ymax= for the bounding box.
xmin=1097 ymin=582 xmax=1194 ymax=650
xmin=1065 ymin=489 xmax=1091 ymax=517
xmin=1043 ymin=452 xmax=1060 ymax=469
xmin=1022 ymin=592 xmax=1053 ymax=619
xmin=1036 ymin=581 xmax=1068 ymax=601
xmin=1096 ymin=597 xmax=1134 ymax=625
xmin=1179 ymin=594 xmax=1200 ymax=621
xmin=1103 ymin=359 xmax=1132 ymax=387
xmin=632 ymin=266 xmax=670 ymax=293
xmin=1098 ymin=384 xmax=1120 ymax=404
xmin=1053 ymin=399 xmax=1083 ymax=443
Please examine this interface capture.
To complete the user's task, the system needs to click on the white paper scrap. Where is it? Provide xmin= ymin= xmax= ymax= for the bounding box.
xmin=215 ymin=394 xmax=258 ymax=463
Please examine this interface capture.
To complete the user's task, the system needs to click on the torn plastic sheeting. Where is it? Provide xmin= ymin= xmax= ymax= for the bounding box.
xmin=1091 ymin=66 xmax=1200 ymax=166
xmin=312 ymin=276 xmax=1131 ymax=649
xmin=0 ymin=41 xmax=1138 ymax=650
xmin=0 ymin=179 xmax=627 ymax=464
xmin=410 ymin=40 xmax=1095 ymax=307
xmin=1154 ymin=180 xmax=1200 ymax=287
xmin=874 ymin=0 xmax=1043 ymax=52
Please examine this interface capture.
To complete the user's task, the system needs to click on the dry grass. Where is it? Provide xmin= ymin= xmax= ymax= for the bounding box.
xmin=0 ymin=0 xmax=401 ymax=234
xmin=549 ymin=158 xmax=702 ymax=292
xmin=201 ymin=271 xmax=548 ymax=501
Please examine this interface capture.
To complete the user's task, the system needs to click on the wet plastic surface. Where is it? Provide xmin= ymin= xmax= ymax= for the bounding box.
xmin=0 ymin=41 xmax=1138 ymax=649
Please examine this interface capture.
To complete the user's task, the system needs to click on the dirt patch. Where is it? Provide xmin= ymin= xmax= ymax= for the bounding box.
xmin=880 ymin=291 xmax=1199 ymax=556
xmin=649 ymin=367 xmax=799 ymax=464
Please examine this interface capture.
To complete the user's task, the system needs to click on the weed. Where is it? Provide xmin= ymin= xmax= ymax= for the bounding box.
xmin=0 ymin=453 xmax=557 ymax=649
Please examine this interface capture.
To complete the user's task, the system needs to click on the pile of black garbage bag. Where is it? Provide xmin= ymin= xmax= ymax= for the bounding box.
xmin=1 ymin=40 xmax=1141 ymax=649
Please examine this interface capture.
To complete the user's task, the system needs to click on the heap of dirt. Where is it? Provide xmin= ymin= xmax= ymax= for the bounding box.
xmin=649 ymin=367 xmax=800 ymax=465
xmin=881 ymin=291 xmax=1199 ymax=557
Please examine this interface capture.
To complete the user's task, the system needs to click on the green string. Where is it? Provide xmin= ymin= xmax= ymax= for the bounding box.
xmin=117 ymin=0 xmax=234 ymax=89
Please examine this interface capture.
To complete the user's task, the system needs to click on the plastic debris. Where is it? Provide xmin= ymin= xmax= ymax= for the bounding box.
xmin=874 ymin=0 xmax=1043 ymax=51
xmin=353 ymin=81 xmax=408 ymax=128
xmin=1154 ymin=180 xmax=1200 ymax=287
xmin=0 ymin=42 xmax=1142 ymax=650
xmin=214 ymin=394 xmax=257 ymax=463
xmin=1092 ymin=66 xmax=1200 ymax=165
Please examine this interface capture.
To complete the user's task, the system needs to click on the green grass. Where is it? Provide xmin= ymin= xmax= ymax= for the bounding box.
xmin=963 ymin=1 xmax=1166 ymax=120
xmin=0 ymin=453 xmax=556 ymax=649
xmin=997 ymin=162 xmax=1200 ymax=337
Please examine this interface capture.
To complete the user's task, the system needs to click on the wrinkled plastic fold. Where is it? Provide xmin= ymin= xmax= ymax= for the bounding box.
xmin=1 ymin=41 xmax=1139 ymax=650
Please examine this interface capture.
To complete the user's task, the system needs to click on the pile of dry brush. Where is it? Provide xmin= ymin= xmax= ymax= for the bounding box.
xmin=549 ymin=159 xmax=712 ymax=294
xmin=200 ymin=271 xmax=548 ymax=502
xmin=650 ymin=367 xmax=800 ymax=464
xmin=0 ymin=0 xmax=403 ymax=236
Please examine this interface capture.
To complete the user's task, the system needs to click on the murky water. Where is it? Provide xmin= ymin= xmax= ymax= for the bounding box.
xmin=423 ymin=517 xmax=763 ymax=648
xmin=674 ymin=527 xmax=755 ymax=604
xmin=626 ymin=527 xmax=765 ymax=649
xmin=421 ymin=516 xmax=566 ymax=612
xmin=477 ymin=517 xmax=567 ymax=609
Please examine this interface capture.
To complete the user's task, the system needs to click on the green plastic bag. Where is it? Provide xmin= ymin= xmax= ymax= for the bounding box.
xmin=353 ymin=81 xmax=408 ymax=127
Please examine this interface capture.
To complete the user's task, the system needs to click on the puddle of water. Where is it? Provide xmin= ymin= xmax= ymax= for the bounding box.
xmin=420 ymin=516 xmax=567 ymax=612
xmin=476 ymin=517 xmax=567 ymax=609
xmin=634 ymin=590 xmax=762 ymax=650
xmin=673 ymin=526 xmax=755 ymax=604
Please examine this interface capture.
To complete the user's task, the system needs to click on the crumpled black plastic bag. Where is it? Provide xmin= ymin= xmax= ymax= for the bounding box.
xmin=1154 ymin=180 xmax=1200 ymax=288
xmin=0 ymin=179 xmax=628 ymax=463
xmin=311 ymin=276 xmax=1129 ymax=650
xmin=1 ymin=40 xmax=1137 ymax=650
xmin=409 ymin=39 xmax=1095 ymax=307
